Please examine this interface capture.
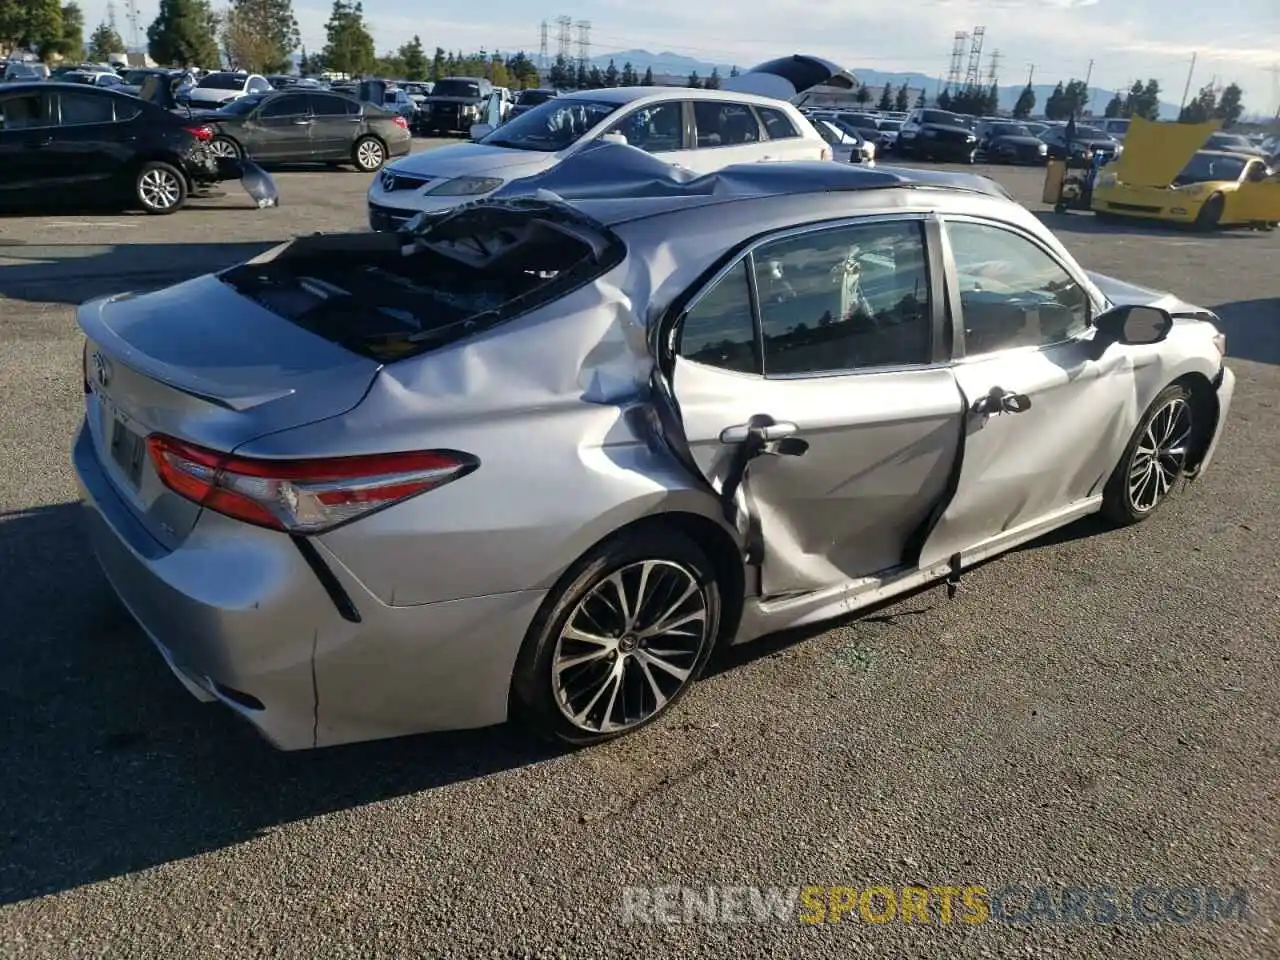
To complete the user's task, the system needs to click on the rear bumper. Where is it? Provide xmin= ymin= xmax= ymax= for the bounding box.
xmin=73 ymin=421 xmax=545 ymax=750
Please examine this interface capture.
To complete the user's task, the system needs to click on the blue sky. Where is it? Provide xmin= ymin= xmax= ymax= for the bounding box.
xmin=93 ymin=0 xmax=1279 ymax=114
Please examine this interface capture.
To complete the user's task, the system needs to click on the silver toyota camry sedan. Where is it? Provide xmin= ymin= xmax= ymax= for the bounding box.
xmin=73 ymin=145 xmax=1235 ymax=750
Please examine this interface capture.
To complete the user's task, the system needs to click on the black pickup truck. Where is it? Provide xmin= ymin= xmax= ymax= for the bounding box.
xmin=414 ymin=76 xmax=494 ymax=135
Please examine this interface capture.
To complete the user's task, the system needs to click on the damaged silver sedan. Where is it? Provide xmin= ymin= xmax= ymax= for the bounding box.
xmin=73 ymin=145 xmax=1235 ymax=749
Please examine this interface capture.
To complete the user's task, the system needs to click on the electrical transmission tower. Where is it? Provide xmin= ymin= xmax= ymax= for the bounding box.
xmin=1268 ymin=64 xmax=1280 ymax=118
xmin=124 ymin=0 xmax=141 ymax=49
xmin=986 ymin=49 xmax=1001 ymax=88
xmin=963 ymin=25 xmax=985 ymax=91
xmin=555 ymin=16 xmax=573 ymax=63
xmin=575 ymin=20 xmax=591 ymax=73
xmin=946 ymin=32 xmax=967 ymax=91
xmin=538 ymin=21 xmax=549 ymax=71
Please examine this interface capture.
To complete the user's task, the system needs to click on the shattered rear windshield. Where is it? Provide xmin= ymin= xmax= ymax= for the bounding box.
xmin=217 ymin=203 xmax=624 ymax=362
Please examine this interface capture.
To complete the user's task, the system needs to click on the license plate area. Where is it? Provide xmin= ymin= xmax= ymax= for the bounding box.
xmin=109 ymin=412 xmax=146 ymax=488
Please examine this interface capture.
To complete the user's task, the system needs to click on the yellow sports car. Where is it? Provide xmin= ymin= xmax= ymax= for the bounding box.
xmin=1090 ymin=117 xmax=1280 ymax=229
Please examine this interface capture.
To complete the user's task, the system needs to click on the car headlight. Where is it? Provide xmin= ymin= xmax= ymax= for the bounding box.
xmin=424 ymin=176 xmax=504 ymax=196
xmin=965 ymin=134 xmax=977 ymax=142
xmin=1038 ymin=142 xmax=1048 ymax=154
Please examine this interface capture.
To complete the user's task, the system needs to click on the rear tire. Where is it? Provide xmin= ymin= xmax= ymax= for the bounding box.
xmin=1194 ymin=192 xmax=1224 ymax=231
xmin=135 ymin=161 xmax=187 ymax=215
xmin=1101 ymin=383 xmax=1196 ymax=525
xmin=352 ymin=136 xmax=386 ymax=172
xmin=510 ymin=527 xmax=722 ymax=746
xmin=208 ymin=136 xmax=241 ymax=161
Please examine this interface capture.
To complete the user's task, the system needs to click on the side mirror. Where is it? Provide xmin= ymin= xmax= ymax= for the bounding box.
xmin=1094 ymin=304 xmax=1174 ymax=347
xmin=601 ymin=131 xmax=628 ymax=146
xmin=469 ymin=122 xmax=493 ymax=141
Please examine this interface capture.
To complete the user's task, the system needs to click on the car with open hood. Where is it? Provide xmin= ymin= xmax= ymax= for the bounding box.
xmin=368 ymin=54 xmax=852 ymax=231
xmin=75 ymin=142 xmax=1234 ymax=750
xmin=897 ymin=108 xmax=980 ymax=162
xmin=1091 ymin=117 xmax=1280 ymax=229
xmin=976 ymin=120 xmax=1049 ymax=164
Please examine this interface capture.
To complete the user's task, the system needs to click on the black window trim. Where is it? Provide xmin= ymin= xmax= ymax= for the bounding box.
xmin=937 ymin=213 xmax=1104 ymax=363
xmin=672 ymin=212 xmax=945 ymax=380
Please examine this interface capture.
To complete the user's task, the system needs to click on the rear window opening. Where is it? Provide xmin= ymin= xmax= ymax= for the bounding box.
xmin=218 ymin=203 xmax=624 ymax=362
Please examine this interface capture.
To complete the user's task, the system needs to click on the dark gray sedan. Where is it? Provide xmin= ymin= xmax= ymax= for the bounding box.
xmin=201 ymin=90 xmax=412 ymax=172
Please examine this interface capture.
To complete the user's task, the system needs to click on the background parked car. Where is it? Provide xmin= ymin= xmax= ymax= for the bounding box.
xmin=0 ymin=82 xmax=224 ymax=214
xmin=976 ymin=120 xmax=1049 ymax=164
xmin=813 ymin=119 xmax=876 ymax=163
xmin=415 ymin=76 xmax=495 ymax=135
xmin=202 ymin=89 xmax=411 ymax=172
xmin=187 ymin=71 xmax=271 ymax=109
xmin=1039 ymin=123 xmax=1122 ymax=163
xmin=898 ymin=108 xmax=980 ymax=162
xmin=507 ymin=87 xmax=559 ymax=121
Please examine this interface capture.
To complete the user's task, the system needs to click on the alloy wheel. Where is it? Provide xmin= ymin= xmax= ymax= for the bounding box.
xmin=357 ymin=140 xmax=384 ymax=170
xmin=208 ymin=138 xmax=238 ymax=159
xmin=552 ymin=559 xmax=710 ymax=734
xmin=1128 ymin=397 xmax=1193 ymax=513
xmin=139 ymin=168 xmax=181 ymax=210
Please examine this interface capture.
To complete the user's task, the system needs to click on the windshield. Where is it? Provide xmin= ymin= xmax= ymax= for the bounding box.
xmin=922 ymin=110 xmax=968 ymax=127
xmin=829 ymin=120 xmax=866 ymax=142
xmin=1174 ymin=153 xmax=1247 ymax=185
xmin=198 ymin=73 xmax=246 ymax=90
xmin=216 ymin=94 xmax=266 ymax=115
xmin=1076 ymin=126 xmax=1106 ymax=138
xmin=433 ymin=79 xmax=482 ymax=98
xmin=992 ymin=124 xmax=1031 ymax=137
xmin=517 ymin=89 xmax=554 ymax=106
xmin=1208 ymin=134 xmax=1252 ymax=150
xmin=814 ymin=121 xmax=845 ymax=145
xmin=483 ymin=98 xmax=620 ymax=153
xmin=878 ymin=120 xmax=902 ymax=131
xmin=122 ymin=70 xmax=156 ymax=85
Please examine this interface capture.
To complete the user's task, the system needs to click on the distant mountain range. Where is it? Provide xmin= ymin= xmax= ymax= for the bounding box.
xmin=590 ymin=49 xmax=1180 ymax=119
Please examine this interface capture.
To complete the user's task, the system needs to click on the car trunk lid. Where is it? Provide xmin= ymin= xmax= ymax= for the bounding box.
xmin=79 ymin=271 xmax=383 ymax=549
xmin=720 ymin=54 xmax=856 ymax=101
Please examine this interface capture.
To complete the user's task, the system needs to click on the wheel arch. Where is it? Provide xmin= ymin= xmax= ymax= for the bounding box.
xmin=1170 ymin=370 xmax=1220 ymax=472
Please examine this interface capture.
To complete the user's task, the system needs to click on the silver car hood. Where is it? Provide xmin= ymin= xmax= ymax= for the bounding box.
xmin=388 ymin=142 xmax=557 ymax=179
xmin=1086 ymin=270 xmax=1208 ymax=315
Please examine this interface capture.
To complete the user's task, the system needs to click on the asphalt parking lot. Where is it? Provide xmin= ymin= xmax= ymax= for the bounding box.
xmin=1 ymin=141 xmax=1277 ymax=958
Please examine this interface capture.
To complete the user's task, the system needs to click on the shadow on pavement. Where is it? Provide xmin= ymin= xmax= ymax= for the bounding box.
xmin=1213 ymin=297 xmax=1280 ymax=366
xmin=0 ymin=502 xmax=561 ymax=905
xmin=0 ymin=241 xmax=277 ymax=305
xmin=1033 ymin=209 xmax=1268 ymax=239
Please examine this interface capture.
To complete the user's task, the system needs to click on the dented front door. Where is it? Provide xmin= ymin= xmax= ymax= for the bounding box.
xmin=666 ymin=218 xmax=963 ymax=597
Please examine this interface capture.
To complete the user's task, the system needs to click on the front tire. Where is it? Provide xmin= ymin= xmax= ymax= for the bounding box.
xmin=1102 ymin=384 xmax=1196 ymax=525
xmin=208 ymin=136 xmax=241 ymax=161
xmin=510 ymin=527 xmax=722 ymax=746
xmin=352 ymin=135 xmax=386 ymax=172
xmin=1194 ymin=192 xmax=1224 ymax=231
xmin=135 ymin=161 xmax=187 ymax=215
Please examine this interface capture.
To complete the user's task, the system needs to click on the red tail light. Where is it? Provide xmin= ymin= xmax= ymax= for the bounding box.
xmin=393 ymin=115 xmax=408 ymax=130
xmin=147 ymin=435 xmax=477 ymax=533
xmin=185 ymin=124 xmax=214 ymax=142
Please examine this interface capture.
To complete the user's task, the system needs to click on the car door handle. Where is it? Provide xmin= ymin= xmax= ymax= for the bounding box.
xmin=720 ymin=421 xmax=798 ymax=444
xmin=292 ymin=118 xmax=313 ymax=125
xmin=23 ymin=136 xmax=53 ymax=148
xmin=972 ymin=387 xmax=1032 ymax=415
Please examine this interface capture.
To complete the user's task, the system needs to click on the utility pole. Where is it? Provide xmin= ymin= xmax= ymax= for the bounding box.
xmin=1082 ymin=58 xmax=1094 ymax=114
xmin=1179 ymin=52 xmax=1197 ymax=113
xmin=1026 ymin=63 xmax=1035 ymax=87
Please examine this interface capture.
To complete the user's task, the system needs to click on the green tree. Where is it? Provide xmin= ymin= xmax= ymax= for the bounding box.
xmin=1126 ymin=79 xmax=1161 ymax=120
xmin=915 ymin=89 xmax=926 ymax=108
xmin=430 ymin=46 xmax=445 ymax=80
xmin=2 ymin=0 xmax=65 ymax=58
xmin=574 ymin=61 xmax=587 ymax=88
xmin=854 ymin=84 xmax=871 ymax=105
xmin=221 ymin=0 xmax=298 ymax=73
xmin=986 ymin=82 xmax=1000 ymax=114
xmin=604 ymin=58 xmax=619 ymax=86
xmin=88 ymin=19 xmax=123 ymax=58
xmin=620 ymin=60 xmax=636 ymax=85
xmin=547 ymin=52 xmax=570 ymax=88
xmin=1013 ymin=83 xmax=1036 ymax=118
xmin=44 ymin=2 xmax=84 ymax=59
xmin=1179 ymin=82 xmax=1218 ymax=123
xmin=641 ymin=66 xmax=654 ymax=85
xmin=936 ymin=88 xmax=952 ymax=110
xmin=1213 ymin=82 xmax=1244 ymax=127
xmin=148 ymin=0 xmax=220 ymax=67
xmin=894 ymin=82 xmax=910 ymax=112
xmin=505 ymin=52 xmax=537 ymax=87
xmin=729 ymin=65 xmax=739 ymax=77
xmin=321 ymin=0 xmax=374 ymax=76
xmin=587 ymin=65 xmax=604 ymax=88
xmin=1044 ymin=81 xmax=1067 ymax=119
xmin=1103 ymin=92 xmax=1124 ymax=118
xmin=705 ymin=66 xmax=721 ymax=89
xmin=877 ymin=84 xmax=893 ymax=110
xmin=686 ymin=70 xmax=700 ymax=88
xmin=399 ymin=34 xmax=426 ymax=79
